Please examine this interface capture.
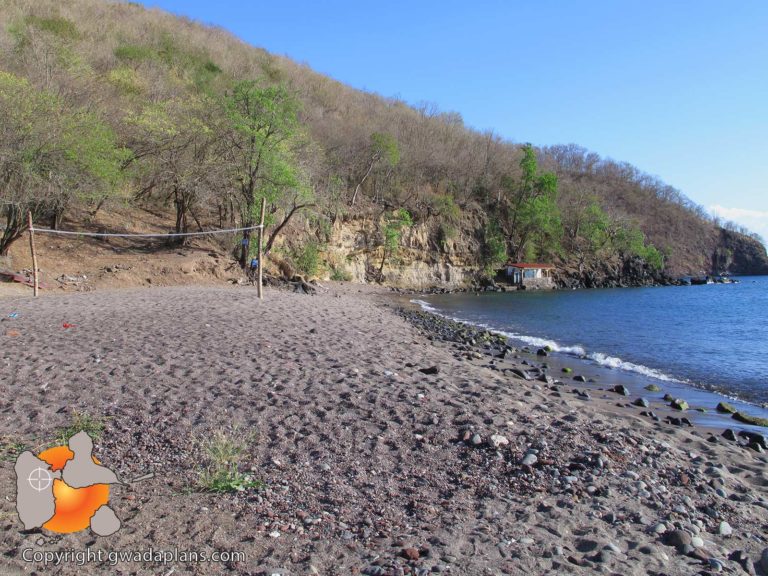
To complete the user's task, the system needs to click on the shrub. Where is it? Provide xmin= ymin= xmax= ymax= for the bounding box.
xmin=330 ymin=266 xmax=352 ymax=281
xmin=114 ymin=44 xmax=157 ymax=63
xmin=26 ymin=16 xmax=79 ymax=40
xmin=55 ymin=411 xmax=104 ymax=446
xmin=291 ymin=241 xmax=321 ymax=277
xmin=198 ymin=428 xmax=262 ymax=493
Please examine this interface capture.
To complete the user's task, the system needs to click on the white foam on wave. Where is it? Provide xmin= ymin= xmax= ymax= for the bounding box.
xmin=411 ymin=297 xmax=682 ymax=384
xmin=587 ymin=352 xmax=681 ymax=382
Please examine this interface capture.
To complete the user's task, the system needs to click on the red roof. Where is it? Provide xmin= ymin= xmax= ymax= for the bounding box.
xmin=505 ymin=263 xmax=555 ymax=269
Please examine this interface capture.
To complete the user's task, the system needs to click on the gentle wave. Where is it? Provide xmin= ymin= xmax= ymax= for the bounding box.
xmin=411 ymin=298 xmax=682 ymax=384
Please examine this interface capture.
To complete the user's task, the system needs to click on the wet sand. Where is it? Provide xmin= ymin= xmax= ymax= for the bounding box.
xmin=1 ymin=284 xmax=767 ymax=575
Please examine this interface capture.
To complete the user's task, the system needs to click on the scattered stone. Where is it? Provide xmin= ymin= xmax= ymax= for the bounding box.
xmin=652 ymin=523 xmax=667 ymax=535
xmin=536 ymin=348 xmax=548 ymax=357
xmin=708 ymin=558 xmax=724 ymax=572
xmin=419 ymin=366 xmax=439 ymax=375
xmin=718 ymin=521 xmax=733 ymax=536
xmin=489 ymin=434 xmax=509 ymax=448
xmin=732 ymin=412 xmax=768 ymax=427
xmin=670 ymin=398 xmax=689 ymax=411
xmin=759 ymin=548 xmax=768 ymax=574
xmin=716 ymin=402 xmax=736 ymax=414
xmin=470 ymin=434 xmax=482 ymax=446
xmin=665 ymin=529 xmax=692 ymax=548
xmin=633 ymin=397 xmax=650 ymax=407
xmin=401 ymin=548 xmax=420 ymax=561
xmin=722 ymin=429 xmax=737 ymax=441
xmin=573 ymin=375 xmax=587 ymax=382
xmin=611 ymin=385 xmax=629 ymax=396
xmin=645 ymin=384 xmax=662 ymax=392
xmin=691 ymin=536 xmax=705 ymax=549
xmin=738 ymin=430 xmax=767 ymax=449
xmin=521 ymin=454 xmax=538 ymax=466
xmin=562 ymin=367 xmax=573 ymax=374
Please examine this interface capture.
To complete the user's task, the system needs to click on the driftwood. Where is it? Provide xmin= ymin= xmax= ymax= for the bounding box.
xmin=289 ymin=275 xmax=317 ymax=294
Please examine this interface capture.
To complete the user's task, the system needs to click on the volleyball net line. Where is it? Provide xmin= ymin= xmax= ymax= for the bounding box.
xmin=28 ymin=224 xmax=263 ymax=239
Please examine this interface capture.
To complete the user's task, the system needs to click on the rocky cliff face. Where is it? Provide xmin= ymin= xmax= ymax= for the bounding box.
xmin=320 ymin=217 xmax=767 ymax=290
xmin=324 ymin=217 xmax=481 ymax=289
xmin=711 ymin=229 xmax=768 ymax=276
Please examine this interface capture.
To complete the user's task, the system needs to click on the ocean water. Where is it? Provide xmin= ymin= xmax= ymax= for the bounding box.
xmin=417 ymin=276 xmax=768 ymax=406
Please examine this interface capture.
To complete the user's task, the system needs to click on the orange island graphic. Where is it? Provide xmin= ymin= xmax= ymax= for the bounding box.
xmin=15 ymin=431 xmax=122 ymax=535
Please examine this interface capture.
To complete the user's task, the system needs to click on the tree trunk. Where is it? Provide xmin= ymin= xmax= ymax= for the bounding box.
xmin=350 ymin=158 xmax=376 ymax=206
xmin=264 ymin=202 xmax=315 ymax=254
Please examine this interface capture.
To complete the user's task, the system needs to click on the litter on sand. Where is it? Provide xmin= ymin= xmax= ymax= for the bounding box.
xmin=7 ymin=312 xmax=19 ymax=319
xmin=62 ymin=323 xmax=76 ymax=329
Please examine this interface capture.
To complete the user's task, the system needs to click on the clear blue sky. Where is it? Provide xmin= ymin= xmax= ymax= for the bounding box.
xmin=139 ymin=0 xmax=768 ymax=240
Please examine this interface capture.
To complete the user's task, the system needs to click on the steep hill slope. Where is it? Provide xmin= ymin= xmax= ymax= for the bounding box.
xmin=1 ymin=0 xmax=766 ymax=289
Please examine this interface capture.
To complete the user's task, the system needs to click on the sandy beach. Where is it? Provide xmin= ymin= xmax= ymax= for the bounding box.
xmin=1 ymin=284 xmax=767 ymax=575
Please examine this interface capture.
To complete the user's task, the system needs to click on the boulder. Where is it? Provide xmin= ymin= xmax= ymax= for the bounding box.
xmin=732 ymin=412 xmax=768 ymax=427
xmin=670 ymin=398 xmax=689 ymax=411
xmin=716 ymin=402 xmax=736 ymax=414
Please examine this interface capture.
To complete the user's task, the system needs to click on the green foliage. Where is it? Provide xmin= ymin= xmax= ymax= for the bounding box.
xmin=330 ymin=266 xmax=352 ymax=281
xmin=198 ymin=428 xmax=263 ymax=493
xmin=291 ymin=241 xmax=321 ymax=277
xmin=224 ymin=79 xmax=311 ymax=263
xmin=26 ymin=15 xmax=79 ymax=40
xmin=114 ymin=44 xmax=157 ymax=62
xmin=370 ymin=132 xmax=400 ymax=167
xmin=615 ymin=227 xmax=664 ymax=270
xmin=380 ymin=208 xmax=412 ymax=267
xmin=108 ymin=66 xmax=145 ymax=95
xmin=431 ymin=194 xmax=460 ymax=221
xmin=580 ymin=202 xmax=612 ymax=252
xmin=482 ymin=219 xmax=507 ymax=273
xmin=510 ymin=144 xmax=562 ymax=260
xmin=0 ymin=70 xmax=128 ymax=249
xmin=0 ymin=436 xmax=27 ymax=462
xmin=55 ymin=411 xmax=105 ymax=446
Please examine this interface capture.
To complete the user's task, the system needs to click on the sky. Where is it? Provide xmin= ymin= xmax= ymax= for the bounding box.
xmin=138 ymin=0 xmax=768 ymax=241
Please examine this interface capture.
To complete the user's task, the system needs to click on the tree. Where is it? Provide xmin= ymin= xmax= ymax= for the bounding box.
xmin=129 ymin=96 xmax=223 ymax=244
xmin=0 ymin=71 xmax=127 ymax=254
xmin=505 ymin=144 xmax=561 ymax=260
xmin=379 ymin=208 xmax=412 ymax=274
xmin=222 ymin=80 xmax=311 ymax=268
xmin=350 ymin=132 xmax=400 ymax=205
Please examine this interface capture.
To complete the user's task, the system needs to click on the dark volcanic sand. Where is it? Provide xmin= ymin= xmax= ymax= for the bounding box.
xmin=1 ymin=285 xmax=767 ymax=575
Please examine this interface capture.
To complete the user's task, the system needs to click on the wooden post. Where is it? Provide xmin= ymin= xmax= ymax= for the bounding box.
xmin=257 ymin=197 xmax=266 ymax=300
xmin=27 ymin=211 xmax=39 ymax=297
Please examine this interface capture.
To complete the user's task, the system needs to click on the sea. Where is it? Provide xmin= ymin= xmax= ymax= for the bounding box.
xmin=415 ymin=275 xmax=768 ymax=429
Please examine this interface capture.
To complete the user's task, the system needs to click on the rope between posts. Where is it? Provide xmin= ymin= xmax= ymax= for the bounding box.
xmin=28 ymin=224 xmax=264 ymax=238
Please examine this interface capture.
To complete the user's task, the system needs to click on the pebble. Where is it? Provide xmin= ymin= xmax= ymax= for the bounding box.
xmin=708 ymin=558 xmax=724 ymax=572
xmin=691 ymin=536 xmax=705 ymax=548
xmin=665 ymin=529 xmax=692 ymax=548
xmin=603 ymin=543 xmax=621 ymax=555
xmin=521 ymin=454 xmax=538 ymax=466
xmin=718 ymin=521 xmax=733 ymax=536
xmin=470 ymin=433 xmax=482 ymax=446
xmin=652 ymin=523 xmax=667 ymax=535
xmin=519 ymin=538 xmax=534 ymax=545
xmin=489 ymin=434 xmax=509 ymax=448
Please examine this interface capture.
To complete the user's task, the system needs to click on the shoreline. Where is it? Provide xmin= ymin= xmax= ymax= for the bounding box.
xmin=404 ymin=288 xmax=768 ymax=422
xmin=395 ymin=300 xmax=768 ymax=438
xmin=1 ymin=284 xmax=767 ymax=575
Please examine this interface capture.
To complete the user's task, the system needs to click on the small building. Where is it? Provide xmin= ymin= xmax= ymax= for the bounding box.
xmin=503 ymin=262 xmax=556 ymax=289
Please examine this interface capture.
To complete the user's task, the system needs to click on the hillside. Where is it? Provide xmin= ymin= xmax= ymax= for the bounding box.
xmin=1 ymin=0 xmax=767 ymax=290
